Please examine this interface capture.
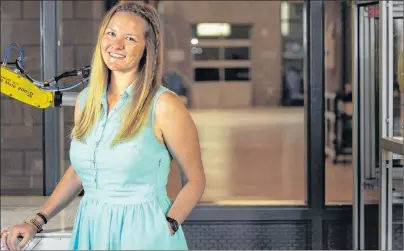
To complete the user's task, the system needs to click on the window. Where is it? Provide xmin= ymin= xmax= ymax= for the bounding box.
xmin=194 ymin=68 xmax=220 ymax=82
xmin=191 ymin=23 xmax=252 ymax=83
xmin=224 ymin=47 xmax=250 ymax=60
xmin=225 ymin=68 xmax=250 ymax=81
xmin=192 ymin=47 xmax=250 ymax=61
xmin=226 ymin=25 xmax=251 ymax=39
xmin=192 ymin=47 xmax=220 ymax=60
xmin=281 ymin=21 xmax=304 ymax=41
xmin=281 ymin=1 xmax=303 ymax=21
xmin=191 ymin=24 xmax=251 ymax=40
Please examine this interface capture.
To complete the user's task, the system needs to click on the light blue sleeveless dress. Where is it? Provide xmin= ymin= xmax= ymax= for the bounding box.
xmin=68 ymin=84 xmax=188 ymax=250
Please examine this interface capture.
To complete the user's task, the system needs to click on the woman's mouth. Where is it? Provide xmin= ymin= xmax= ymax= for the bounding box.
xmin=109 ymin=52 xmax=125 ymax=59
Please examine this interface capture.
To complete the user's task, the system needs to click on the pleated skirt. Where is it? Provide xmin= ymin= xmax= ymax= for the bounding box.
xmin=68 ymin=189 xmax=188 ymax=250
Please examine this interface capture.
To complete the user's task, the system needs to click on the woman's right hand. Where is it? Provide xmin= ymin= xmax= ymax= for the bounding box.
xmin=1 ymin=223 xmax=37 ymax=250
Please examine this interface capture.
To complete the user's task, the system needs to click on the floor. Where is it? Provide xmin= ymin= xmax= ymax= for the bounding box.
xmin=0 ymin=107 xmax=390 ymax=206
xmin=166 ymin=107 xmax=381 ymax=206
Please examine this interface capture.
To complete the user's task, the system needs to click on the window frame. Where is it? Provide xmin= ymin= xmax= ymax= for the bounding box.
xmin=191 ymin=25 xmax=252 ymax=83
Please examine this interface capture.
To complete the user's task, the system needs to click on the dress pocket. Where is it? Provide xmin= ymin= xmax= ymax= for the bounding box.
xmin=156 ymin=203 xmax=173 ymax=237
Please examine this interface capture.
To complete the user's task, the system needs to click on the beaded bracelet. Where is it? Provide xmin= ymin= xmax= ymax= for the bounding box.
xmin=25 ymin=218 xmax=43 ymax=233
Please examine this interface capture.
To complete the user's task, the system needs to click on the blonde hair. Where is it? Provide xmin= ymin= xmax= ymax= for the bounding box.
xmin=71 ymin=1 xmax=164 ymax=146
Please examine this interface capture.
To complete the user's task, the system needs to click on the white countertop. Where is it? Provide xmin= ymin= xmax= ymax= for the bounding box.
xmin=1 ymin=196 xmax=81 ymax=238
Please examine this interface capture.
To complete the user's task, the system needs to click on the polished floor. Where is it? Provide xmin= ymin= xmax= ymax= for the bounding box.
xmin=0 ymin=108 xmax=385 ymax=206
xmin=167 ymin=107 xmax=380 ymax=206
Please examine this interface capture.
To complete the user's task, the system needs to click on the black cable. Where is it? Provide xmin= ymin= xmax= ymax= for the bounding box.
xmin=0 ymin=61 xmax=17 ymax=65
xmin=54 ymin=70 xmax=79 ymax=82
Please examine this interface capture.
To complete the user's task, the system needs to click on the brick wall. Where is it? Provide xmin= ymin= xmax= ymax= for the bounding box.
xmin=0 ymin=0 xmax=104 ymax=195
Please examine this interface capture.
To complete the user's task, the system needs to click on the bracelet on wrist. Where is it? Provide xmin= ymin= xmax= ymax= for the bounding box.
xmin=166 ymin=216 xmax=179 ymax=234
xmin=25 ymin=218 xmax=43 ymax=233
xmin=36 ymin=212 xmax=48 ymax=224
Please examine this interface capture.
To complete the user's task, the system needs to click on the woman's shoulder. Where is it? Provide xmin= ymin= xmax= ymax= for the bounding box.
xmin=152 ymin=85 xmax=188 ymax=122
xmin=153 ymin=85 xmax=181 ymax=108
xmin=155 ymin=85 xmax=172 ymax=97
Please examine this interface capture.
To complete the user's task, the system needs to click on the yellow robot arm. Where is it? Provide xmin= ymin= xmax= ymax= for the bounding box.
xmin=1 ymin=43 xmax=90 ymax=108
xmin=1 ymin=66 xmax=54 ymax=108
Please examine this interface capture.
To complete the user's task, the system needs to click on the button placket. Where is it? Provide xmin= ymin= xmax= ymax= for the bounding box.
xmin=107 ymin=96 xmax=126 ymax=119
xmin=91 ymin=95 xmax=126 ymax=189
xmin=92 ymin=115 xmax=108 ymax=189
xmin=92 ymin=142 xmax=98 ymax=188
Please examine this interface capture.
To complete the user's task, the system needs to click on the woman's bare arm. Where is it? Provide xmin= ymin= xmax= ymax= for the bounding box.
xmin=34 ymin=166 xmax=83 ymax=223
xmin=33 ymin=96 xmax=84 ymax=225
xmin=155 ymin=91 xmax=206 ymax=225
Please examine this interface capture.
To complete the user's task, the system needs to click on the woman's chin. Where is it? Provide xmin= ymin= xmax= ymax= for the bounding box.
xmin=105 ymin=63 xmax=137 ymax=74
xmin=105 ymin=64 xmax=123 ymax=72
xmin=106 ymin=66 xmax=119 ymax=71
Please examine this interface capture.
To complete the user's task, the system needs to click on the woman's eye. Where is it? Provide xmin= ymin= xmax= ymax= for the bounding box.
xmin=107 ymin=31 xmax=115 ymax=36
xmin=126 ymin=37 xmax=136 ymax=42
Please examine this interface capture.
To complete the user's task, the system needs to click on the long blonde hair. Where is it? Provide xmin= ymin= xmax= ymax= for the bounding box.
xmin=71 ymin=1 xmax=164 ymax=146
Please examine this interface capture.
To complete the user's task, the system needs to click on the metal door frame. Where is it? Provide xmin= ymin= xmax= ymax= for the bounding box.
xmin=378 ymin=1 xmax=403 ymax=250
xmin=352 ymin=2 xmax=379 ymax=249
xmin=353 ymin=1 xmax=404 ymax=250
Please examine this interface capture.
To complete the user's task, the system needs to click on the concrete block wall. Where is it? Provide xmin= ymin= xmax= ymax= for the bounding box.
xmin=0 ymin=0 xmax=104 ymax=195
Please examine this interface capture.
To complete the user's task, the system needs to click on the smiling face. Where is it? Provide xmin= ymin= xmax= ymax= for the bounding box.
xmin=101 ymin=11 xmax=147 ymax=74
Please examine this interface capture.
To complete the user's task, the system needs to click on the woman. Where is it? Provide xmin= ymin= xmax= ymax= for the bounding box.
xmin=1 ymin=1 xmax=205 ymax=250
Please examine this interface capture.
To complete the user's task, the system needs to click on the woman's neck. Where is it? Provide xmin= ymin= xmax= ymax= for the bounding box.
xmin=108 ymin=71 xmax=138 ymax=96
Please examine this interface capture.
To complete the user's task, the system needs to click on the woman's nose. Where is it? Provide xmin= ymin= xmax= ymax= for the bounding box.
xmin=111 ymin=38 xmax=124 ymax=49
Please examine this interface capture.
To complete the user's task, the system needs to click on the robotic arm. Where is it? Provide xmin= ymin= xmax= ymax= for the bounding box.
xmin=0 ymin=43 xmax=90 ymax=108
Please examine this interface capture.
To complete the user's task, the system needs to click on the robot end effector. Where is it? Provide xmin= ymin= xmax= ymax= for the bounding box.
xmin=0 ymin=43 xmax=90 ymax=109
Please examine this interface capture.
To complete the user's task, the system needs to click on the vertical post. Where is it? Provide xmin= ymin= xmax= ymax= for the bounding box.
xmin=400 ymin=6 xmax=404 ymax=251
xmin=369 ymin=14 xmax=377 ymax=180
xmin=352 ymin=2 xmax=364 ymax=250
xmin=40 ymin=1 xmax=64 ymax=195
xmin=386 ymin=1 xmax=394 ymax=249
xmin=378 ymin=1 xmax=394 ymax=249
xmin=362 ymin=7 xmax=371 ymax=181
xmin=379 ymin=1 xmax=387 ymax=247
xmin=304 ymin=0 xmax=325 ymax=249
xmin=341 ymin=1 xmax=347 ymax=89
